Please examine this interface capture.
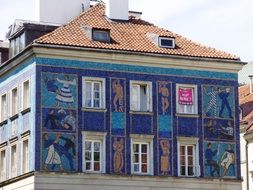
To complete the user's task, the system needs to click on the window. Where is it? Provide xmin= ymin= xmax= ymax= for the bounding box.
xmin=82 ymin=77 xmax=105 ymax=109
xmin=22 ymin=80 xmax=30 ymax=110
xmin=176 ymin=84 xmax=198 ymax=114
xmin=130 ymin=81 xmax=152 ymax=112
xmin=82 ymin=131 xmax=106 ymax=173
xmin=9 ymin=33 xmax=25 ymax=58
xmin=11 ymin=144 xmax=17 ymax=178
xmin=159 ymin=37 xmax=175 ymax=48
xmin=177 ymin=137 xmax=200 ymax=177
xmin=92 ymin=29 xmax=110 ymax=43
xmin=11 ymin=87 xmax=18 ymax=116
xmin=22 ymin=139 xmax=29 ymax=174
xmin=0 ymin=93 xmax=7 ymax=122
xmin=130 ymin=134 xmax=154 ymax=175
xmin=0 ymin=149 xmax=6 ymax=181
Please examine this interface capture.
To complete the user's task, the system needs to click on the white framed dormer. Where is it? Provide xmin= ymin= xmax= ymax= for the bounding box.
xmin=130 ymin=81 xmax=152 ymax=112
xmin=82 ymin=131 xmax=107 ymax=173
xmin=177 ymin=137 xmax=200 ymax=177
xmin=10 ymin=86 xmax=18 ymax=117
xmin=0 ymin=146 xmax=7 ymax=182
xmin=176 ymin=84 xmax=198 ymax=115
xmin=21 ymin=79 xmax=30 ymax=111
xmin=21 ymin=135 xmax=29 ymax=174
xmin=0 ymin=92 xmax=8 ymax=123
xmin=82 ymin=77 xmax=106 ymax=109
xmin=130 ymin=134 xmax=154 ymax=175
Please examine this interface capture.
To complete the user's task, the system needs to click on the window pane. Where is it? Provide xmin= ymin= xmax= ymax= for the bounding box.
xmin=94 ymin=83 xmax=100 ymax=91
xmin=142 ymin=164 xmax=147 ymax=173
xmin=180 ymin=166 xmax=186 ymax=175
xmin=188 ymin=156 xmax=193 ymax=165
xmin=85 ymin=142 xmax=91 ymax=151
xmin=141 ymin=144 xmax=147 ymax=153
xmin=188 ymin=146 xmax=193 ymax=155
xmin=188 ymin=166 xmax=194 ymax=176
xmin=134 ymin=164 xmax=139 ymax=172
xmin=85 ymin=152 xmax=91 ymax=161
xmin=133 ymin=144 xmax=139 ymax=153
xmin=141 ymin=154 xmax=147 ymax=163
xmin=94 ymin=142 xmax=100 ymax=151
xmin=94 ymin=152 xmax=100 ymax=161
xmin=180 ymin=146 xmax=185 ymax=155
xmin=94 ymin=162 xmax=100 ymax=171
xmin=133 ymin=154 xmax=139 ymax=163
xmin=94 ymin=92 xmax=100 ymax=99
xmin=94 ymin=99 xmax=100 ymax=108
xmin=140 ymin=85 xmax=147 ymax=111
xmin=131 ymin=85 xmax=139 ymax=110
xmin=180 ymin=156 xmax=185 ymax=165
xmin=86 ymin=162 xmax=91 ymax=170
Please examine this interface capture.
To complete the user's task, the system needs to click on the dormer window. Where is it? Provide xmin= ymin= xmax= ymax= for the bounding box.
xmin=159 ymin=37 xmax=175 ymax=48
xmin=92 ymin=29 xmax=110 ymax=43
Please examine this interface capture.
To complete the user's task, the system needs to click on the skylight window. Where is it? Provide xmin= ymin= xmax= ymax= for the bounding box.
xmin=92 ymin=29 xmax=110 ymax=43
xmin=159 ymin=37 xmax=175 ymax=48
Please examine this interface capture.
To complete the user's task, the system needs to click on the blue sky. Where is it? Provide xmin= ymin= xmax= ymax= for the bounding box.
xmin=1 ymin=0 xmax=253 ymax=64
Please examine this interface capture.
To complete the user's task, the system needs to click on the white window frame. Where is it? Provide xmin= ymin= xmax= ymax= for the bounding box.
xmin=21 ymin=79 xmax=30 ymax=111
xmin=82 ymin=77 xmax=105 ymax=109
xmin=177 ymin=137 xmax=200 ymax=177
xmin=176 ymin=84 xmax=198 ymax=115
xmin=10 ymin=86 xmax=19 ymax=117
xmin=158 ymin=37 xmax=175 ymax=48
xmin=0 ymin=92 xmax=8 ymax=122
xmin=21 ymin=137 xmax=29 ymax=174
xmin=130 ymin=134 xmax=154 ymax=175
xmin=10 ymin=143 xmax=18 ymax=178
xmin=130 ymin=81 xmax=152 ymax=112
xmin=82 ymin=131 xmax=106 ymax=173
xmin=0 ymin=147 xmax=7 ymax=182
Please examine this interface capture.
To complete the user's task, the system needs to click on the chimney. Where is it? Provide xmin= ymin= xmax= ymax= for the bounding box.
xmin=35 ymin=0 xmax=90 ymax=24
xmin=249 ymin=75 xmax=253 ymax=94
xmin=106 ymin=0 xmax=129 ymax=21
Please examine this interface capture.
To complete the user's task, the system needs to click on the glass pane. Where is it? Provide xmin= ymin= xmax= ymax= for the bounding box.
xmin=85 ymin=152 xmax=91 ymax=161
xmin=180 ymin=156 xmax=185 ymax=165
xmin=141 ymin=154 xmax=147 ymax=163
xmin=142 ymin=164 xmax=147 ymax=173
xmin=94 ymin=83 xmax=100 ymax=91
xmin=131 ymin=85 xmax=139 ymax=110
xmin=94 ymin=100 xmax=100 ymax=108
xmin=86 ymin=162 xmax=91 ymax=170
xmin=188 ymin=156 xmax=193 ymax=165
xmin=180 ymin=146 xmax=185 ymax=155
xmin=134 ymin=164 xmax=139 ymax=172
xmin=94 ymin=142 xmax=100 ymax=151
xmin=133 ymin=144 xmax=139 ymax=153
xmin=85 ymin=142 xmax=91 ymax=151
xmin=85 ymin=99 xmax=92 ymax=107
xmin=180 ymin=166 xmax=186 ymax=175
xmin=141 ymin=144 xmax=147 ymax=153
xmin=94 ymin=162 xmax=100 ymax=171
xmin=133 ymin=154 xmax=139 ymax=163
xmin=94 ymin=152 xmax=100 ymax=161
xmin=188 ymin=166 xmax=194 ymax=176
xmin=188 ymin=146 xmax=193 ymax=155
xmin=94 ymin=92 xmax=100 ymax=99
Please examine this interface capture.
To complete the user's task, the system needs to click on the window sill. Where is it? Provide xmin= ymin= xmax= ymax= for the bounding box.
xmin=21 ymin=107 xmax=31 ymax=115
xmin=10 ymin=114 xmax=19 ymax=121
xmin=0 ymin=119 xmax=8 ymax=126
xmin=82 ymin=108 xmax=107 ymax=112
xmin=176 ymin=113 xmax=199 ymax=118
xmin=129 ymin=111 xmax=153 ymax=115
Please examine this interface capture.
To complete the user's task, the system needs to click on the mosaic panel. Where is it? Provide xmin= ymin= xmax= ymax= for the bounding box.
xmin=111 ymin=137 xmax=126 ymax=174
xmin=204 ymin=142 xmax=236 ymax=178
xmin=158 ymin=139 xmax=172 ymax=176
xmin=42 ymin=133 xmax=76 ymax=171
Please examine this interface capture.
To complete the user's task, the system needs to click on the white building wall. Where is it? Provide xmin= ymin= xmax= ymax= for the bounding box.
xmin=240 ymin=132 xmax=247 ymax=190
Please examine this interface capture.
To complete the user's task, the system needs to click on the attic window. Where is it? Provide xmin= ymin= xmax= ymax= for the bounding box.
xmin=92 ymin=29 xmax=110 ymax=43
xmin=159 ymin=37 xmax=175 ymax=48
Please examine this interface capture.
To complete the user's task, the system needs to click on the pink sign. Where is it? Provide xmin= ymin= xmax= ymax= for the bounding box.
xmin=178 ymin=88 xmax=193 ymax=105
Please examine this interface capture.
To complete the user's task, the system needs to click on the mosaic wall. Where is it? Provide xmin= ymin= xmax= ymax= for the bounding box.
xmin=36 ymin=58 xmax=239 ymax=179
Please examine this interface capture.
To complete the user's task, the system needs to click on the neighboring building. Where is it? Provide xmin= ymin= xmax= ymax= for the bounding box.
xmin=0 ymin=0 xmax=244 ymax=189
xmin=0 ymin=41 xmax=9 ymax=64
xmin=239 ymin=85 xmax=253 ymax=190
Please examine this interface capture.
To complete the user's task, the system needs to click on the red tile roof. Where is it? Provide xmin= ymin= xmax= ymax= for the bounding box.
xmin=35 ymin=3 xmax=239 ymax=60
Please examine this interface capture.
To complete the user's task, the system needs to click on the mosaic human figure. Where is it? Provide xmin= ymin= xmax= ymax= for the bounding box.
xmin=218 ymin=87 xmax=233 ymax=118
xmin=61 ymin=110 xmax=76 ymax=130
xmin=112 ymin=80 xmax=124 ymax=112
xmin=220 ymin=121 xmax=233 ymax=139
xmin=159 ymin=82 xmax=169 ymax=115
xmin=113 ymin=138 xmax=124 ymax=173
xmin=205 ymin=86 xmax=219 ymax=117
xmin=220 ymin=144 xmax=235 ymax=177
xmin=160 ymin=140 xmax=170 ymax=175
xmin=205 ymin=143 xmax=220 ymax=177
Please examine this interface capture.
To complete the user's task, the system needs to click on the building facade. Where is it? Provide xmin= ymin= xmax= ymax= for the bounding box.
xmin=0 ymin=1 xmax=244 ymax=190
